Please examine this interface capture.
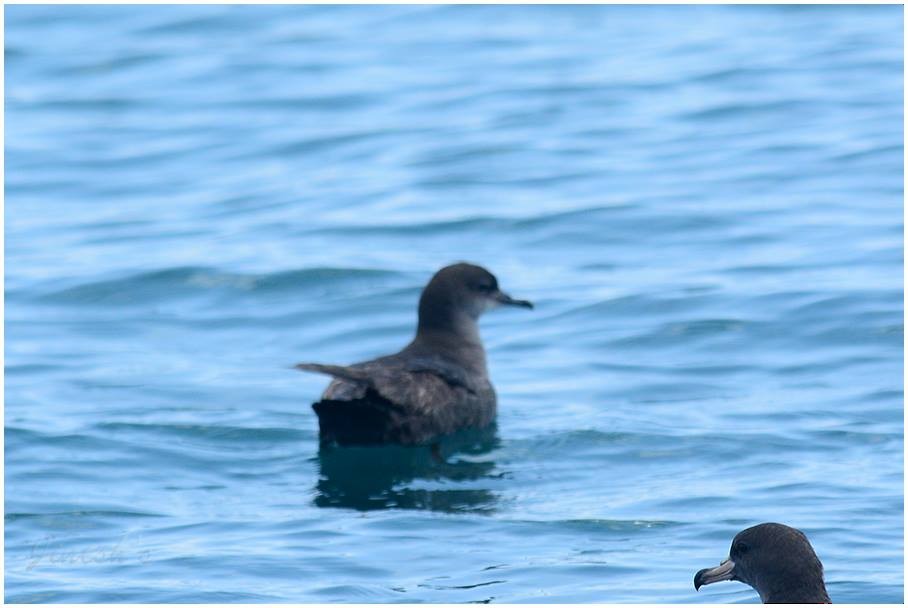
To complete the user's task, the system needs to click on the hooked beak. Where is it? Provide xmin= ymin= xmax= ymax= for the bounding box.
xmin=694 ymin=558 xmax=736 ymax=591
xmin=494 ymin=290 xmax=533 ymax=309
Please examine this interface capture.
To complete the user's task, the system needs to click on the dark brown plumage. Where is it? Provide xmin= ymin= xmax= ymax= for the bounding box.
xmin=695 ymin=522 xmax=831 ymax=603
xmin=295 ymin=263 xmax=532 ymax=446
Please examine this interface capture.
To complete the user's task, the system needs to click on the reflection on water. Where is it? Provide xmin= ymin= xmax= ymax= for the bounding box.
xmin=315 ymin=426 xmax=502 ymax=513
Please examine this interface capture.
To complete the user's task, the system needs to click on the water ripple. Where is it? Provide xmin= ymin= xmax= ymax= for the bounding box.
xmin=5 ymin=4 xmax=902 ymax=604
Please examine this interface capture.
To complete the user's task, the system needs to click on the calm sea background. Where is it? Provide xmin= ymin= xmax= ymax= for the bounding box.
xmin=5 ymin=5 xmax=903 ymax=603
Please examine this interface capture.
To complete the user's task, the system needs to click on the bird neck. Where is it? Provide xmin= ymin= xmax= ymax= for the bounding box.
xmin=416 ymin=292 xmax=482 ymax=345
xmin=414 ymin=283 xmax=489 ymax=374
xmin=417 ymin=310 xmax=480 ymax=341
xmin=413 ymin=316 xmax=488 ymax=376
xmin=761 ymin=579 xmax=831 ymax=604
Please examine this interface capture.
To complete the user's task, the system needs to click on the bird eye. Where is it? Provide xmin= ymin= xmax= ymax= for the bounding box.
xmin=734 ymin=541 xmax=750 ymax=555
xmin=475 ymin=283 xmax=494 ymax=293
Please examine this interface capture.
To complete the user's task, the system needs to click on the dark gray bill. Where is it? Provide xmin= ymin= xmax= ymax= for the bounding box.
xmin=495 ymin=291 xmax=533 ymax=309
xmin=694 ymin=559 xmax=736 ymax=590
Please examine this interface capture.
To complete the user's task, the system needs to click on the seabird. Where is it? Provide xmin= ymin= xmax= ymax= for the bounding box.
xmin=294 ymin=263 xmax=532 ymax=446
xmin=694 ymin=522 xmax=831 ymax=603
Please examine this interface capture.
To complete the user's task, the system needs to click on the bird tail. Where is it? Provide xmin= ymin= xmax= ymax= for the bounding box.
xmin=293 ymin=362 xmax=374 ymax=387
xmin=296 ymin=363 xmax=413 ymax=444
xmin=312 ymin=396 xmax=403 ymax=445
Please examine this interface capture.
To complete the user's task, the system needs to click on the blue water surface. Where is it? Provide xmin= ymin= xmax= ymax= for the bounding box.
xmin=5 ymin=5 xmax=903 ymax=603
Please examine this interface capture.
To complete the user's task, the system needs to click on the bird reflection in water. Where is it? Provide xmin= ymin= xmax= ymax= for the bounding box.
xmin=314 ymin=426 xmax=502 ymax=513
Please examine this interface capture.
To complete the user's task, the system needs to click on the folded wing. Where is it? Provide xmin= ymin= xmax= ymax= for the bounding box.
xmin=295 ymin=355 xmax=495 ymax=445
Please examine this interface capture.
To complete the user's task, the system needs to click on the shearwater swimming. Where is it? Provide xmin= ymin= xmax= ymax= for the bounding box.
xmin=295 ymin=263 xmax=533 ymax=446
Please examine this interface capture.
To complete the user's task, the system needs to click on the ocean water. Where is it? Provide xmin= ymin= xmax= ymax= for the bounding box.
xmin=4 ymin=5 xmax=903 ymax=604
